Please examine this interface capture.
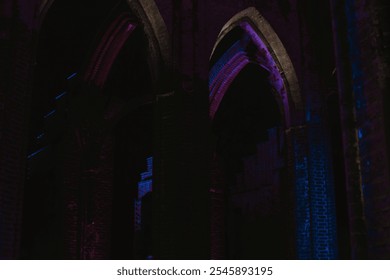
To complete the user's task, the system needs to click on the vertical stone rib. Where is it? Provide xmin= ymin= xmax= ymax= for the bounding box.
xmin=329 ymin=0 xmax=368 ymax=259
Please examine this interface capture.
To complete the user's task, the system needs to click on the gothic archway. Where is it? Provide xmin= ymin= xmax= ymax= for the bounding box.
xmin=37 ymin=0 xmax=172 ymax=90
xmin=209 ymin=7 xmax=303 ymax=259
xmin=65 ymin=0 xmax=172 ymax=259
xmin=22 ymin=0 xmax=172 ymax=259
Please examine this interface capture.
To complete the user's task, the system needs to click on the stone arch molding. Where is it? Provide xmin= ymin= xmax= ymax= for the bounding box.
xmin=37 ymin=0 xmax=172 ymax=92
xmin=209 ymin=7 xmax=302 ymax=127
xmin=125 ymin=0 xmax=172 ymax=89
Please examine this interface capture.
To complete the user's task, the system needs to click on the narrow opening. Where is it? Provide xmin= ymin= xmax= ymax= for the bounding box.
xmin=108 ymin=28 xmax=154 ymax=259
xmin=112 ymin=105 xmax=154 ymax=259
xmin=327 ymin=93 xmax=350 ymax=259
xmin=212 ymin=64 xmax=290 ymax=259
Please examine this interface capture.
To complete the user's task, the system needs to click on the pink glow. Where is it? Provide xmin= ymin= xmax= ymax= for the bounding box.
xmin=209 ymin=51 xmax=248 ymax=98
xmin=84 ymin=14 xmax=136 ymax=88
xmin=84 ymin=15 xmax=122 ymax=82
xmin=209 ymin=22 xmax=291 ymax=126
xmin=209 ymin=54 xmax=249 ymax=119
xmin=240 ymin=22 xmax=290 ymax=126
xmin=209 ymin=40 xmax=245 ymax=86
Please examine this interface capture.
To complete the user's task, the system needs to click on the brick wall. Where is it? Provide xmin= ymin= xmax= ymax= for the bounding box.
xmin=288 ymin=126 xmax=310 ymax=258
xmin=2 ymin=0 xmax=388 ymax=259
xmin=0 ymin=2 xmax=36 ymax=258
xmin=294 ymin=0 xmax=339 ymax=259
xmin=346 ymin=0 xmax=390 ymax=258
xmin=307 ymin=123 xmax=338 ymax=259
xmin=331 ymin=0 xmax=390 ymax=258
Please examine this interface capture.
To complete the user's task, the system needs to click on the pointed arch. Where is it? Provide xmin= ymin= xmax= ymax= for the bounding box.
xmin=36 ymin=0 xmax=54 ymax=29
xmin=208 ymin=7 xmax=305 ymax=260
xmin=30 ymin=0 xmax=172 ymax=259
xmin=36 ymin=0 xmax=172 ymax=93
xmin=81 ymin=0 xmax=172 ymax=92
xmin=209 ymin=7 xmax=302 ymax=127
xmin=126 ymin=0 xmax=172 ymax=88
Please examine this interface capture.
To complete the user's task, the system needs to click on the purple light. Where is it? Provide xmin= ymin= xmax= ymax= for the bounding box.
xmin=240 ymin=22 xmax=290 ymax=126
xmin=209 ymin=40 xmax=243 ymax=86
xmin=209 ymin=22 xmax=292 ymax=126
xmin=209 ymin=51 xmax=250 ymax=120
xmin=83 ymin=14 xmax=136 ymax=88
xmin=209 ymin=51 xmax=248 ymax=97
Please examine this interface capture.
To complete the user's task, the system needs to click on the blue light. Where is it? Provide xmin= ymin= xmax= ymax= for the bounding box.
xmin=36 ymin=133 xmax=45 ymax=140
xmin=307 ymin=125 xmax=338 ymax=259
xmin=138 ymin=157 xmax=153 ymax=198
xmin=306 ymin=110 xmax=311 ymax=122
xmin=146 ymin=156 xmax=153 ymax=166
xmin=138 ymin=180 xmax=152 ymax=199
xmin=345 ymin=0 xmax=366 ymax=112
xmin=209 ymin=40 xmax=243 ymax=88
xmin=55 ymin=91 xmax=67 ymax=100
xmin=358 ymin=129 xmax=363 ymax=139
xmin=141 ymin=171 xmax=152 ymax=181
xmin=44 ymin=110 xmax=56 ymax=119
xmin=294 ymin=144 xmax=312 ymax=259
xmin=66 ymin=72 xmax=77 ymax=80
xmin=27 ymin=146 xmax=47 ymax=159
xmin=134 ymin=156 xmax=153 ymax=231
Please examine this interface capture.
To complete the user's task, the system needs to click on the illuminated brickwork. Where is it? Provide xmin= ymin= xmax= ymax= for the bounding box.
xmin=307 ymin=124 xmax=338 ymax=259
xmin=291 ymin=127 xmax=311 ymax=259
xmin=0 ymin=0 xmax=389 ymax=259
xmin=135 ymin=157 xmax=153 ymax=231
